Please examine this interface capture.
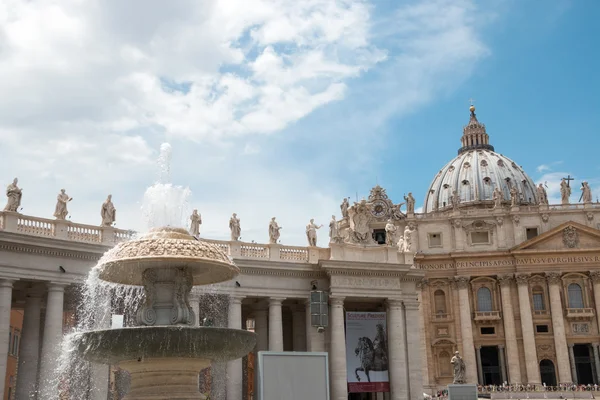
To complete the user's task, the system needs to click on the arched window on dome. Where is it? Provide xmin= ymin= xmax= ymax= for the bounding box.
xmin=477 ymin=287 xmax=493 ymax=312
xmin=568 ymin=283 xmax=584 ymax=309
xmin=434 ymin=290 xmax=447 ymax=315
xmin=481 ymin=160 xmax=488 ymax=167
xmin=483 ymin=177 xmax=491 ymax=185
xmin=497 ymin=160 xmax=505 ymax=167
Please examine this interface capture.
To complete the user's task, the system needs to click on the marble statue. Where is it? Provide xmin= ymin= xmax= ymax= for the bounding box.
xmin=537 ymin=183 xmax=548 ymax=205
xmin=581 ymin=181 xmax=592 ymax=204
xmin=229 ymin=213 xmax=241 ymax=241
xmin=3 ymin=178 xmax=22 ymax=212
xmin=397 ymin=234 xmax=404 ymax=252
xmin=403 ymin=225 xmax=415 ymax=252
xmin=189 ymin=209 xmax=202 ymax=237
xmin=492 ymin=187 xmax=503 ymax=209
xmin=451 ymin=351 xmax=466 ymax=384
xmin=100 ymin=194 xmax=116 ymax=227
xmin=268 ymin=217 xmax=282 ymax=244
xmin=560 ymin=178 xmax=571 ymax=205
xmin=53 ymin=189 xmax=72 ymax=220
xmin=329 ymin=215 xmax=340 ymax=243
xmin=385 ymin=219 xmax=397 ymax=246
xmin=450 ymin=190 xmax=460 ymax=210
xmin=510 ymin=187 xmax=519 ymax=207
xmin=404 ymin=192 xmax=415 ymax=214
xmin=340 ymin=198 xmax=350 ymax=219
xmin=306 ymin=219 xmax=323 ymax=247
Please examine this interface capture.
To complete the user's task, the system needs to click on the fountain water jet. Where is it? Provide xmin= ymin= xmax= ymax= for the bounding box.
xmin=69 ymin=144 xmax=255 ymax=399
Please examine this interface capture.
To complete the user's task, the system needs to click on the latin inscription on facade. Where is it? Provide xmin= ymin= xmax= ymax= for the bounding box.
xmin=516 ymin=255 xmax=600 ymax=265
xmin=330 ymin=275 xmax=401 ymax=290
xmin=418 ymin=255 xmax=600 ymax=270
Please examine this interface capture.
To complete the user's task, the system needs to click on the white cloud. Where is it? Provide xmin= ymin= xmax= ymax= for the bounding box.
xmin=0 ymin=0 xmax=499 ymax=246
xmin=537 ymin=164 xmax=551 ymax=173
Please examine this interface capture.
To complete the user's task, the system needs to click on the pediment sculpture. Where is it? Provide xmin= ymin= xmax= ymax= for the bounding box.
xmin=367 ymin=185 xmax=405 ymax=221
xmin=346 ymin=199 xmax=375 ymax=245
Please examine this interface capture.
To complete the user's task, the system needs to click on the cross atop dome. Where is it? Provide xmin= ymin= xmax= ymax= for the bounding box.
xmin=458 ymin=103 xmax=494 ymax=155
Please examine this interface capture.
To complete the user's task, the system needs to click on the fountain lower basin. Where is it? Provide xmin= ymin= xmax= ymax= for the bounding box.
xmin=74 ymin=326 xmax=256 ymax=399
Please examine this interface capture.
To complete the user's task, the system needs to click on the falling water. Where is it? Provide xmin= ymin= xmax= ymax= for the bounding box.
xmin=141 ymin=143 xmax=192 ymax=229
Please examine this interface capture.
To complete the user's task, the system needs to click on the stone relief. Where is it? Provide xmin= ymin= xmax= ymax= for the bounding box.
xmin=53 ymin=189 xmax=72 ymax=220
xmin=100 ymin=194 xmax=116 ymax=227
xmin=572 ymin=322 xmax=590 ymax=334
xmin=347 ymin=200 xmax=373 ymax=245
xmin=562 ymin=226 xmax=579 ymax=248
xmin=268 ymin=217 xmax=282 ymax=244
xmin=306 ymin=218 xmax=323 ymax=247
xmin=229 ymin=213 xmax=241 ymax=241
xmin=512 ymin=215 xmax=520 ymax=225
xmin=560 ymin=178 xmax=571 ymax=205
xmin=3 ymin=178 xmax=22 ymax=212
xmin=541 ymin=213 xmax=549 ymax=223
xmin=189 ymin=209 xmax=201 ymax=237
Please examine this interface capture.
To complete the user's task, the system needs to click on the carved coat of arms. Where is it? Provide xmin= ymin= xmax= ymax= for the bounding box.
xmin=348 ymin=200 xmax=372 ymax=244
xmin=562 ymin=226 xmax=579 ymax=248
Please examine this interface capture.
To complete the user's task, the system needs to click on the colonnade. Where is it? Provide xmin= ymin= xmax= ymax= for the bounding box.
xmin=225 ymin=295 xmax=422 ymax=400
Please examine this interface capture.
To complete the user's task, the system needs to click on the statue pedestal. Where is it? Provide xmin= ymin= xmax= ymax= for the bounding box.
xmin=448 ymin=384 xmax=477 ymax=400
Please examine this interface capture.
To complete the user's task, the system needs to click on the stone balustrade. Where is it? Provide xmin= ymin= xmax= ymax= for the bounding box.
xmin=473 ymin=310 xmax=502 ymax=321
xmin=1 ymin=211 xmax=329 ymax=264
xmin=0 ymin=211 xmax=134 ymax=246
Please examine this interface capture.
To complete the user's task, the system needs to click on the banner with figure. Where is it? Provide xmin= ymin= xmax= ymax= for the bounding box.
xmin=345 ymin=312 xmax=390 ymax=393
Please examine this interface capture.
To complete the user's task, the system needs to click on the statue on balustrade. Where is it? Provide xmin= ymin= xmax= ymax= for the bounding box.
xmin=268 ymin=217 xmax=282 ymax=244
xmin=581 ymin=181 xmax=593 ymax=204
xmin=537 ymin=183 xmax=548 ymax=205
xmin=229 ymin=213 xmax=241 ymax=241
xmin=189 ymin=209 xmax=202 ymax=237
xmin=385 ymin=219 xmax=397 ymax=246
xmin=404 ymin=192 xmax=415 ymax=214
xmin=306 ymin=218 xmax=323 ymax=247
xmin=329 ymin=215 xmax=342 ymax=243
xmin=451 ymin=351 xmax=467 ymax=384
xmin=101 ymin=194 xmax=116 ymax=227
xmin=510 ymin=186 xmax=519 ymax=207
xmin=492 ymin=187 xmax=503 ymax=209
xmin=560 ymin=178 xmax=571 ymax=204
xmin=3 ymin=178 xmax=22 ymax=212
xmin=53 ymin=189 xmax=72 ymax=220
xmin=340 ymin=198 xmax=350 ymax=219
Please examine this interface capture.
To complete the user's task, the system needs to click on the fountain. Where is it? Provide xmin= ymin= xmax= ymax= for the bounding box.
xmin=69 ymin=144 xmax=256 ymax=399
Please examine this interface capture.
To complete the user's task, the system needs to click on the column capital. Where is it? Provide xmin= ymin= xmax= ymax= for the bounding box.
xmin=403 ymin=300 xmax=420 ymax=311
xmin=454 ymin=276 xmax=471 ymax=289
xmin=590 ymin=270 xmax=600 ymax=283
xmin=515 ymin=273 xmax=530 ymax=285
xmin=0 ymin=279 xmax=15 ymax=288
xmin=229 ymin=296 xmax=245 ymax=305
xmin=476 ymin=345 xmax=482 ymax=350
xmin=568 ymin=343 xmax=575 ymax=349
xmin=329 ymin=296 xmax=345 ymax=307
xmin=386 ymin=299 xmax=403 ymax=310
xmin=47 ymin=282 xmax=68 ymax=291
xmin=498 ymin=344 xmax=505 ymax=350
xmin=497 ymin=274 xmax=514 ymax=287
xmin=416 ymin=278 xmax=429 ymax=289
xmin=546 ymin=272 xmax=562 ymax=285
xmin=268 ymin=297 xmax=286 ymax=306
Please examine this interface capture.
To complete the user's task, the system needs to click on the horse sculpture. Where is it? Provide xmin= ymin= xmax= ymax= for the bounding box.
xmin=354 ymin=336 xmax=388 ymax=382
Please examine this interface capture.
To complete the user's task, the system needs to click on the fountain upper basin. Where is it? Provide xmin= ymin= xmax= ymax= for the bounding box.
xmin=73 ymin=326 xmax=256 ymax=365
xmin=97 ymin=227 xmax=238 ymax=286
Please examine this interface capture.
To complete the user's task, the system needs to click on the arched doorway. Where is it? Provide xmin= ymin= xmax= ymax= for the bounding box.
xmin=540 ymin=359 xmax=557 ymax=386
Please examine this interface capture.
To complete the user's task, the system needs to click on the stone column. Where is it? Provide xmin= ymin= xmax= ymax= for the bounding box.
xmin=268 ymin=298 xmax=284 ymax=351
xmin=475 ymin=346 xmax=484 ymax=384
xmin=455 ymin=276 xmax=478 ymax=383
xmin=305 ymin=300 xmax=325 ymax=352
xmin=0 ymin=279 xmax=14 ymax=399
xmin=498 ymin=345 xmax=507 ymax=384
xmin=515 ymin=274 xmax=541 ymax=384
xmin=589 ymin=271 xmax=600 ymax=333
xmin=254 ymin=309 xmax=268 ymax=352
xmin=15 ymin=291 xmax=43 ymax=400
xmin=593 ymin=343 xmax=600 ymax=384
xmin=568 ymin=344 xmax=578 ymax=384
xmin=404 ymin=301 xmax=423 ymax=400
xmin=387 ymin=299 xmax=408 ymax=400
xmin=497 ymin=274 xmax=522 ymax=384
xmin=329 ymin=296 xmax=347 ymax=400
xmin=38 ymin=283 xmax=66 ymax=400
xmin=292 ymin=306 xmax=306 ymax=351
xmin=547 ymin=272 xmax=572 ymax=384
xmin=227 ymin=296 xmax=244 ymax=400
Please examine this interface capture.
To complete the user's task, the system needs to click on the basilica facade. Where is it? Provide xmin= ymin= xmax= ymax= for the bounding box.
xmin=2 ymin=105 xmax=600 ymax=400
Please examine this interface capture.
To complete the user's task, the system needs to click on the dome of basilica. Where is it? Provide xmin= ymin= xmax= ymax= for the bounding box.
xmin=424 ymin=106 xmax=538 ymax=213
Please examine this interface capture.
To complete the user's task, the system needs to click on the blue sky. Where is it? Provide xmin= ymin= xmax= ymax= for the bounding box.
xmin=0 ymin=0 xmax=598 ymax=245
